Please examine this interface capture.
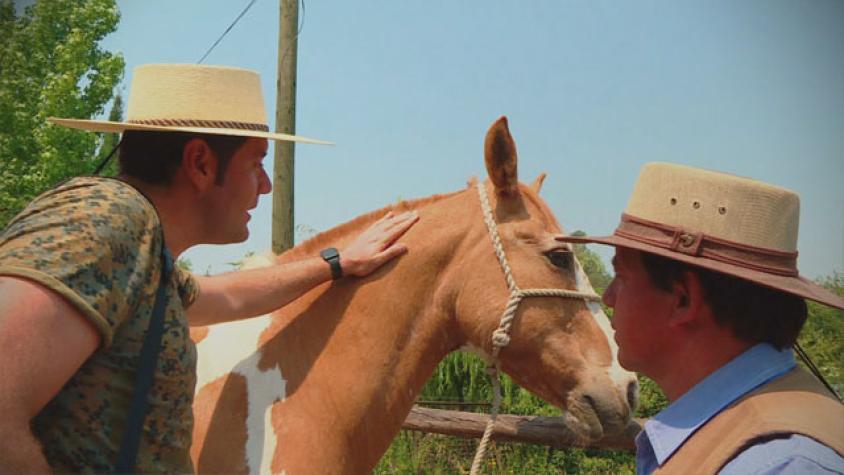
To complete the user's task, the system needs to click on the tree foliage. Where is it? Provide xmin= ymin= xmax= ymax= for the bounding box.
xmin=798 ymin=273 xmax=844 ymax=395
xmin=569 ymin=230 xmax=612 ymax=294
xmin=94 ymin=92 xmax=123 ymax=177
xmin=0 ymin=0 xmax=123 ymax=227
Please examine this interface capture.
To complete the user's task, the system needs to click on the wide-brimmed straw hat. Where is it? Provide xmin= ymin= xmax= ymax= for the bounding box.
xmin=48 ymin=63 xmax=331 ymax=145
xmin=556 ymin=162 xmax=844 ymax=310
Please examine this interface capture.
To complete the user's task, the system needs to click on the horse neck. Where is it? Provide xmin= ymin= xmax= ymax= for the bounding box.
xmin=259 ymin=188 xmax=482 ymax=465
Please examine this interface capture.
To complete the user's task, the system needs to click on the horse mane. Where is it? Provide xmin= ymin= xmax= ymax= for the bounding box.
xmin=278 ymin=187 xmax=469 ymax=261
xmin=272 ymin=175 xmax=561 ymax=263
xmin=518 ymin=181 xmax=564 ymax=233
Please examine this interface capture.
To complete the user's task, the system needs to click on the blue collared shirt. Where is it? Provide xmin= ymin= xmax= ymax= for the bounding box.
xmin=636 ymin=344 xmax=844 ymax=474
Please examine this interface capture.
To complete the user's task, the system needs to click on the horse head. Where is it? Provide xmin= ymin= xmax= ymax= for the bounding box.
xmin=445 ymin=117 xmax=637 ymax=439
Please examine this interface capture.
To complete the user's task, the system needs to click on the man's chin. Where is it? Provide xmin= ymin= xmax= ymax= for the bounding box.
xmin=233 ymin=229 xmax=250 ymax=243
xmin=208 ymin=229 xmax=249 ymax=245
xmin=616 ymin=352 xmax=641 ymax=374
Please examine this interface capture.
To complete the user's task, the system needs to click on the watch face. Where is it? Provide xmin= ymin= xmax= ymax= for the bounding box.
xmin=320 ymin=247 xmax=343 ymax=280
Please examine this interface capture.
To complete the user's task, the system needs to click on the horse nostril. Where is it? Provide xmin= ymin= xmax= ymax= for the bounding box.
xmin=583 ymin=394 xmax=596 ymax=410
xmin=627 ymin=380 xmax=639 ymax=411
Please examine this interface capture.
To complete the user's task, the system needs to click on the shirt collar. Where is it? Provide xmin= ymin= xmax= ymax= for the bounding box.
xmin=641 ymin=343 xmax=795 ymax=466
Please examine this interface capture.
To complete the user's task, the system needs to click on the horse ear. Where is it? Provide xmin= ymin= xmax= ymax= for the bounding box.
xmin=531 ymin=173 xmax=547 ymax=194
xmin=484 ymin=116 xmax=519 ymax=196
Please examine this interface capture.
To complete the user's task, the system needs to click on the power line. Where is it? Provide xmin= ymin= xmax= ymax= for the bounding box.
xmin=197 ymin=0 xmax=259 ymax=64
xmin=279 ymin=0 xmax=306 ymax=67
xmin=196 ymin=0 xmax=307 ymax=66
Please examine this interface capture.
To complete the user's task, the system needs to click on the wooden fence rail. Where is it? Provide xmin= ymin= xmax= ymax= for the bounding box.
xmin=402 ymin=406 xmax=645 ymax=452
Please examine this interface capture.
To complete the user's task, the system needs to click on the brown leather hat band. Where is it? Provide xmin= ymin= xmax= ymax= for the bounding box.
xmin=615 ymin=214 xmax=799 ymax=277
xmin=128 ymin=118 xmax=270 ymax=132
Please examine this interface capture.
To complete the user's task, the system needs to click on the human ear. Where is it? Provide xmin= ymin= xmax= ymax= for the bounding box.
xmin=669 ymin=270 xmax=706 ymax=327
xmin=182 ymin=139 xmax=217 ymax=191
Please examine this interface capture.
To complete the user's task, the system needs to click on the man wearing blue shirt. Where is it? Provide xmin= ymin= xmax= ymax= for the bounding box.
xmin=557 ymin=163 xmax=844 ymax=474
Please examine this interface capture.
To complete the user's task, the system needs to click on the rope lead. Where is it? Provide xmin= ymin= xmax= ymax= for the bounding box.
xmin=469 ymin=182 xmax=601 ymax=475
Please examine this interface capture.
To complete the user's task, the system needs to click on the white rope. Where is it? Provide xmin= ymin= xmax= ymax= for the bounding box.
xmin=469 ymin=182 xmax=601 ymax=475
xmin=477 ymin=181 xmax=518 ymax=293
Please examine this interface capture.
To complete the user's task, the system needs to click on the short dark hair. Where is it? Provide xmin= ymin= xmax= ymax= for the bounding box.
xmin=639 ymin=251 xmax=807 ymax=350
xmin=118 ymin=131 xmax=248 ymax=186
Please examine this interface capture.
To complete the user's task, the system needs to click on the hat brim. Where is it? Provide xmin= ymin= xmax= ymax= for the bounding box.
xmin=558 ymin=233 xmax=844 ymax=311
xmin=48 ymin=117 xmax=333 ymax=145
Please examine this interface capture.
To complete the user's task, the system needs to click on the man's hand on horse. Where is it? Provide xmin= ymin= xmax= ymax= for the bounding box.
xmin=341 ymin=211 xmax=419 ymax=277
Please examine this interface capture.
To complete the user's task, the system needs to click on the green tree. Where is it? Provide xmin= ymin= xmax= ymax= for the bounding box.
xmin=0 ymin=0 xmax=124 ymax=227
xmin=799 ymin=273 xmax=844 ymax=395
xmin=176 ymin=257 xmax=193 ymax=273
xmin=94 ymin=92 xmax=123 ymax=177
xmin=570 ymin=229 xmax=612 ymax=294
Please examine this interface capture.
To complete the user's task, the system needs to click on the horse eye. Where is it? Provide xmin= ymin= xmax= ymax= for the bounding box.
xmin=545 ymin=249 xmax=573 ymax=269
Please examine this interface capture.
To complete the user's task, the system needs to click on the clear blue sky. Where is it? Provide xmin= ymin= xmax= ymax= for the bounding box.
xmin=101 ymin=0 xmax=844 ymax=279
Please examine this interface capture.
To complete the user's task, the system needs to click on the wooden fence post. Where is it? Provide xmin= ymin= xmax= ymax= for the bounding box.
xmin=402 ymin=406 xmax=644 ymax=452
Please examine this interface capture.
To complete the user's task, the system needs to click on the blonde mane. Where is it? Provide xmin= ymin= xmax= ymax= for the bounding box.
xmin=519 ymin=183 xmax=564 ymax=232
xmin=272 ymin=177 xmax=561 ymax=265
xmin=279 ymin=188 xmax=468 ymax=261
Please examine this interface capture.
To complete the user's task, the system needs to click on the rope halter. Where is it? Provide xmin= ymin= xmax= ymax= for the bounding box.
xmin=470 ymin=181 xmax=602 ymax=474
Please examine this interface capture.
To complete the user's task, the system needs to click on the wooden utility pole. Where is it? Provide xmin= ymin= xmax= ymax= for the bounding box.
xmin=272 ymin=0 xmax=298 ymax=254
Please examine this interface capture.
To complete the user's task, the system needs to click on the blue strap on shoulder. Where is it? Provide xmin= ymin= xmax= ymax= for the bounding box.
xmin=113 ymin=246 xmax=173 ymax=473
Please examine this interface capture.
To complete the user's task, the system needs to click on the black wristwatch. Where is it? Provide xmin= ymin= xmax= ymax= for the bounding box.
xmin=320 ymin=247 xmax=343 ymax=280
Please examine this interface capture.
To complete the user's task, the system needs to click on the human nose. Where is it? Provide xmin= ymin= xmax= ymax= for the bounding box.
xmin=602 ymin=278 xmax=617 ymax=308
xmin=258 ymin=167 xmax=272 ymax=195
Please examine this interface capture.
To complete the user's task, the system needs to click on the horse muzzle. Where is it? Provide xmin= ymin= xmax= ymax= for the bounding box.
xmin=566 ymin=375 xmax=638 ymax=440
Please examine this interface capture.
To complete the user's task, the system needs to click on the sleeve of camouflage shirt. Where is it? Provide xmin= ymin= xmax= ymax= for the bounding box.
xmin=0 ymin=178 xmax=168 ymax=348
xmin=174 ymin=265 xmax=199 ymax=309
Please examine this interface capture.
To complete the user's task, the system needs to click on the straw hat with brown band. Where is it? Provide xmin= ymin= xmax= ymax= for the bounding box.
xmin=555 ymin=162 xmax=844 ymax=311
xmin=48 ymin=63 xmax=332 ymax=145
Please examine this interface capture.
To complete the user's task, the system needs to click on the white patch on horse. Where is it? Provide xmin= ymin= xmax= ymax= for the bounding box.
xmin=243 ymin=346 xmax=285 ymax=475
xmin=195 ymin=316 xmax=274 ymax=387
xmin=571 ymin=258 xmax=633 ymax=396
xmin=196 ymin=316 xmax=286 ymax=475
xmin=195 ymin=252 xmax=287 ymax=475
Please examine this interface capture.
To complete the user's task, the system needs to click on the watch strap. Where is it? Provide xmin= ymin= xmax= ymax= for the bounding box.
xmin=320 ymin=247 xmax=343 ymax=280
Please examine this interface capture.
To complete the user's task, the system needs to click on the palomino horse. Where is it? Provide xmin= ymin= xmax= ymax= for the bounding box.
xmin=190 ymin=117 xmax=638 ymax=474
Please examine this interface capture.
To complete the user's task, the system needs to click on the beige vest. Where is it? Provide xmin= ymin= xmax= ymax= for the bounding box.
xmin=654 ymin=367 xmax=844 ymax=474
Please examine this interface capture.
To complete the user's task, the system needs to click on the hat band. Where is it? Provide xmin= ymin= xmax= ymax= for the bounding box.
xmin=128 ymin=118 xmax=269 ymax=132
xmin=614 ymin=213 xmax=799 ymax=277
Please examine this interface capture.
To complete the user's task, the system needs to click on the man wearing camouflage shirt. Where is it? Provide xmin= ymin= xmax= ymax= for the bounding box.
xmin=0 ymin=64 xmax=419 ymax=472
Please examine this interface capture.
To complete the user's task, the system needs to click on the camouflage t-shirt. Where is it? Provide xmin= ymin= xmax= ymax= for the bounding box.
xmin=0 ymin=177 xmax=199 ymax=473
